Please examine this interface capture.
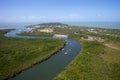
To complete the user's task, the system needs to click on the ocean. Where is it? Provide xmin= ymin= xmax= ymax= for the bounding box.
xmin=65 ymin=22 xmax=120 ymax=29
xmin=0 ymin=22 xmax=120 ymax=29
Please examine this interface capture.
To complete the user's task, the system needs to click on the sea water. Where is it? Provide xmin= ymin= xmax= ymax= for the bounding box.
xmin=65 ymin=22 xmax=120 ymax=29
xmin=0 ymin=22 xmax=120 ymax=29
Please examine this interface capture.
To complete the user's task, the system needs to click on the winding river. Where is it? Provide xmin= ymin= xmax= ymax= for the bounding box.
xmin=5 ymin=29 xmax=81 ymax=80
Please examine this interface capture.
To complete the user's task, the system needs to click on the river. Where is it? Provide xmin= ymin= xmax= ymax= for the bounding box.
xmin=5 ymin=29 xmax=81 ymax=80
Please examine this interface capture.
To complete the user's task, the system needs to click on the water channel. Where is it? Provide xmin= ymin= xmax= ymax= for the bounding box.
xmin=5 ymin=29 xmax=81 ymax=80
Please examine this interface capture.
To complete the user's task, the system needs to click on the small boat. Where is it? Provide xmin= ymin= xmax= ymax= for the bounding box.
xmin=64 ymin=52 xmax=68 ymax=54
xmin=69 ymin=49 xmax=71 ymax=51
xmin=62 ymin=48 xmax=64 ymax=50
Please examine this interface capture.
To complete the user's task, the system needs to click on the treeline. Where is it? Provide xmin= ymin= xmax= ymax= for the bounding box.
xmin=18 ymin=31 xmax=54 ymax=37
xmin=0 ymin=29 xmax=65 ymax=80
xmin=54 ymin=39 xmax=120 ymax=80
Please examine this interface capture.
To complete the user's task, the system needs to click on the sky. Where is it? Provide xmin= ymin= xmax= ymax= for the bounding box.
xmin=0 ymin=0 xmax=120 ymax=22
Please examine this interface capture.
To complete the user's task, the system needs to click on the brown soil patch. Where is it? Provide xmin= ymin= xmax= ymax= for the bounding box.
xmin=104 ymin=44 xmax=119 ymax=50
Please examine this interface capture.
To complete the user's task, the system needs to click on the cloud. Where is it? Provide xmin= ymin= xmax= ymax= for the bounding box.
xmin=96 ymin=14 xmax=102 ymax=17
xmin=0 ymin=15 xmax=48 ymax=22
xmin=58 ymin=14 xmax=80 ymax=20
xmin=20 ymin=16 xmax=47 ymax=20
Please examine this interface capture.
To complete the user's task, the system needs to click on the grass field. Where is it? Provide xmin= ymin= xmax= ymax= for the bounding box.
xmin=0 ymin=29 xmax=65 ymax=80
xmin=54 ymin=39 xmax=120 ymax=80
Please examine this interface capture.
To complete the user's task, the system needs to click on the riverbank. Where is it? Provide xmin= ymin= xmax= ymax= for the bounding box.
xmin=1 ymin=23 xmax=120 ymax=80
xmin=54 ymin=38 xmax=120 ymax=80
xmin=4 ymin=43 xmax=66 ymax=80
xmin=0 ymin=29 xmax=65 ymax=80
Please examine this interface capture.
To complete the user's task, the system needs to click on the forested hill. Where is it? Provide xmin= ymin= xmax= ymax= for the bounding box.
xmin=38 ymin=22 xmax=68 ymax=26
xmin=26 ymin=22 xmax=68 ymax=28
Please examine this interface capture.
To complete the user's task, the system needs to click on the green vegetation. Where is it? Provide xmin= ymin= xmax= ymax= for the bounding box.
xmin=54 ymin=39 xmax=120 ymax=80
xmin=18 ymin=23 xmax=120 ymax=80
xmin=1 ymin=23 xmax=120 ymax=80
xmin=103 ymin=44 xmax=120 ymax=80
xmin=0 ymin=29 xmax=65 ymax=80
xmin=20 ymin=23 xmax=120 ymax=42
xmin=18 ymin=31 xmax=54 ymax=36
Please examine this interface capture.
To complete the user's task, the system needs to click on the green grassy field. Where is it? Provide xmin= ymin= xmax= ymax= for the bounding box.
xmin=0 ymin=29 xmax=65 ymax=80
xmin=54 ymin=39 xmax=120 ymax=80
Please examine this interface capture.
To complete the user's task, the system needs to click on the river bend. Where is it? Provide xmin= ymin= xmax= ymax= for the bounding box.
xmin=5 ymin=29 xmax=81 ymax=80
